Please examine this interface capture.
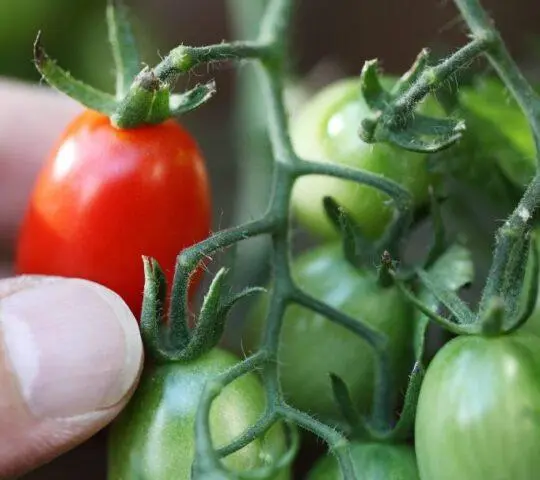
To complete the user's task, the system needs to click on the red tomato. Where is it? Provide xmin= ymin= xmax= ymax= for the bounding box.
xmin=15 ymin=110 xmax=211 ymax=318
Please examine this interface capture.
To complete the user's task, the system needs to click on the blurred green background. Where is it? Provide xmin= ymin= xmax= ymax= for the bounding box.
xmin=1 ymin=0 xmax=539 ymax=478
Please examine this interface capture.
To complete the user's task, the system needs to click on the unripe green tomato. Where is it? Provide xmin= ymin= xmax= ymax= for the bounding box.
xmin=289 ymin=77 xmax=441 ymax=240
xmin=308 ymin=443 xmax=420 ymax=480
xmin=243 ymin=243 xmax=414 ymax=425
xmin=458 ymin=78 xmax=535 ymax=188
xmin=415 ymin=333 xmax=540 ymax=480
xmin=107 ymin=348 xmax=290 ymax=479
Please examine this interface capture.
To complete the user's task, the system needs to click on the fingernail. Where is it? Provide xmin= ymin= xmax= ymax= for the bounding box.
xmin=0 ymin=278 xmax=143 ymax=419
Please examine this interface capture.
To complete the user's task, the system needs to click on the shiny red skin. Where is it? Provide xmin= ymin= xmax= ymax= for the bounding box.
xmin=15 ymin=110 xmax=211 ymax=318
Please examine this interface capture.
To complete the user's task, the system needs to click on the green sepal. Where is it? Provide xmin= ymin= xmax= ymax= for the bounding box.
xmin=329 ymin=373 xmax=365 ymax=436
xmin=424 ymin=186 xmax=448 ymax=269
xmin=479 ymin=296 xmax=505 ymax=336
xmin=170 ymin=80 xmax=217 ymax=116
xmin=506 ymin=238 xmax=539 ymax=333
xmin=140 ymin=257 xmax=173 ymax=361
xmin=358 ymin=115 xmax=380 ymax=144
xmin=106 ymin=0 xmax=141 ymax=99
xmin=33 ymin=32 xmax=117 ymax=115
xmin=358 ymin=52 xmax=465 ymax=153
xmin=391 ymin=48 xmax=431 ymax=97
xmin=322 ymin=196 xmax=374 ymax=268
xmin=385 ymin=362 xmax=425 ymax=442
xmin=386 ymin=116 xmax=465 ymax=153
xmin=416 ymin=268 xmax=476 ymax=325
xmin=179 ymin=269 xmax=265 ymax=362
xmin=398 ymin=281 xmax=477 ymax=336
xmin=360 ymin=59 xmax=390 ymax=111
xmin=177 ymin=268 xmax=228 ymax=361
xmin=403 ymin=113 xmax=465 ymax=137
xmin=412 ymin=244 xmax=475 ymax=361
xmin=376 ymin=204 xmax=415 ymax=257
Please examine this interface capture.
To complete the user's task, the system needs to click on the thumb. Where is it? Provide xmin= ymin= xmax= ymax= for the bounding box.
xmin=0 ymin=276 xmax=143 ymax=478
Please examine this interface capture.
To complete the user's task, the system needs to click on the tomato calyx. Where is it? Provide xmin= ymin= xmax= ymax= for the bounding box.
xmin=141 ymin=257 xmax=264 ymax=364
xmin=33 ymin=0 xmax=216 ymax=129
xmin=358 ymin=58 xmax=465 ymax=154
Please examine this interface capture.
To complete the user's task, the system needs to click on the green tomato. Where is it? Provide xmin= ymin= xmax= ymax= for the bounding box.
xmin=458 ymin=77 xmax=535 ymax=188
xmin=243 ymin=243 xmax=414 ymax=424
xmin=289 ymin=77 xmax=441 ymax=240
xmin=308 ymin=443 xmax=420 ymax=480
xmin=415 ymin=333 xmax=540 ymax=480
xmin=107 ymin=348 xmax=289 ymax=479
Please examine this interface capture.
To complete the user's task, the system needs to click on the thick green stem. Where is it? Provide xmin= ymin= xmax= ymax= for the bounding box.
xmin=277 ymin=405 xmax=356 ymax=479
xmin=153 ymin=42 xmax=268 ymax=83
xmin=393 ymin=37 xmax=491 ymax=115
xmin=480 ymin=174 xmax=540 ymax=312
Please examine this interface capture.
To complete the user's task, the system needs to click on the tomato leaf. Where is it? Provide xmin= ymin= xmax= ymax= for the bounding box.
xmin=413 ymin=244 xmax=474 ymax=361
xmin=106 ymin=0 xmax=141 ymax=99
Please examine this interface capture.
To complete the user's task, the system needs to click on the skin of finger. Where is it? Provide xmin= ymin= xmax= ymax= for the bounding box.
xmin=0 ymin=276 xmax=142 ymax=478
xmin=0 ymin=78 xmax=83 ymax=246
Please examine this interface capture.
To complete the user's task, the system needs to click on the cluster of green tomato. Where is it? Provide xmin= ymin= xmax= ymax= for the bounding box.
xmin=21 ymin=69 xmax=532 ymax=477
xmin=104 ymin=71 xmax=540 ymax=479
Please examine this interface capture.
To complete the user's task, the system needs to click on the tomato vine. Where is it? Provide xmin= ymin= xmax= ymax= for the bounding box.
xmin=32 ymin=0 xmax=540 ymax=478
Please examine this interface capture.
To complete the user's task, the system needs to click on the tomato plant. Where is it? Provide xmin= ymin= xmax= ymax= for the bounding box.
xmin=15 ymin=109 xmax=211 ymax=318
xmin=415 ymin=332 xmax=540 ymax=480
xmin=289 ymin=77 xmax=441 ymax=240
xmin=21 ymin=1 xmax=540 ymax=479
xmin=108 ymin=348 xmax=290 ymax=479
xmin=308 ymin=443 xmax=419 ymax=479
xmin=244 ymin=243 xmax=414 ymax=424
